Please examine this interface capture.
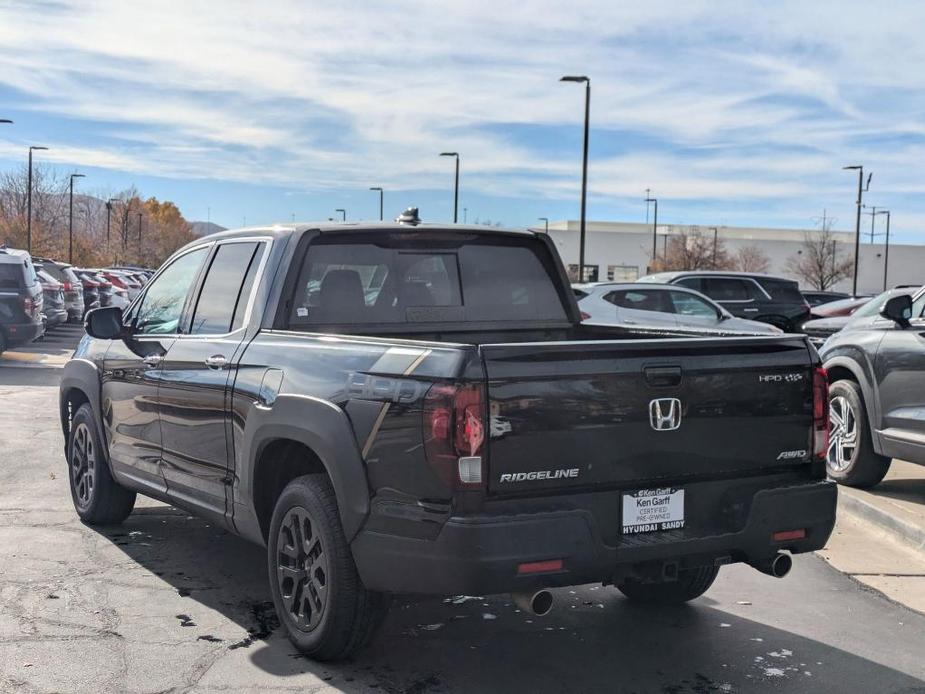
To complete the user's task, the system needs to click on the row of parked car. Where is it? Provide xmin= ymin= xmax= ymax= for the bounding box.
xmin=574 ymin=269 xmax=916 ymax=346
xmin=0 ymin=245 xmax=151 ymax=354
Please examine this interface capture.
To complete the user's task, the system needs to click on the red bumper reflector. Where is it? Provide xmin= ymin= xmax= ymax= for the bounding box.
xmin=773 ymin=529 xmax=806 ymax=542
xmin=517 ymin=559 xmax=564 ymax=575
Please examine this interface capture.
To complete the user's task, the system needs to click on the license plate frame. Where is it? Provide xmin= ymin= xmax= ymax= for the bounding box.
xmin=621 ymin=487 xmax=685 ymax=535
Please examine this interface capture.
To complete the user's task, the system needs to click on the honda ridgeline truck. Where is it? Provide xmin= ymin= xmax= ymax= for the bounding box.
xmin=60 ymin=212 xmax=836 ymax=660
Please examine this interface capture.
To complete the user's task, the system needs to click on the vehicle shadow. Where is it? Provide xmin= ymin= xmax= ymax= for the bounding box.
xmin=868 ymin=477 xmax=925 ymax=505
xmin=95 ymin=504 xmax=925 ymax=693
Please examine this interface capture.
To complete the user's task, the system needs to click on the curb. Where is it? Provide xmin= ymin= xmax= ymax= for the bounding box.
xmin=838 ymin=489 xmax=925 ymax=553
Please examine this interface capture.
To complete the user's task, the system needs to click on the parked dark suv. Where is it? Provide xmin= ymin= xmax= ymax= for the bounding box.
xmin=819 ymin=286 xmax=925 ymax=488
xmin=0 ymin=246 xmax=44 ymax=354
xmin=638 ymin=271 xmax=811 ymax=332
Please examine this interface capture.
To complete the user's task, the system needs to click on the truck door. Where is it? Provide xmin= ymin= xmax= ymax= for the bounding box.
xmin=157 ymin=240 xmax=265 ymax=525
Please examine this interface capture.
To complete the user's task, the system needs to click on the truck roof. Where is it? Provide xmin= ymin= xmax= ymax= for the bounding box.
xmin=197 ymin=221 xmax=534 ymax=242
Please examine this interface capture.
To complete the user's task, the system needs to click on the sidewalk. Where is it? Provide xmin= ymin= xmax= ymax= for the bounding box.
xmin=838 ymin=460 xmax=925 ymax=552
xmin=819 ymin=460 xmax=925 ymax=615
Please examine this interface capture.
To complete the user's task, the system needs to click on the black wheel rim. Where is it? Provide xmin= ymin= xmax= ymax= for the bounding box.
xmin=276 ymin=506 xmax=328 ymax=631
xmin=71 ymin=422 xmax=95 ymax=509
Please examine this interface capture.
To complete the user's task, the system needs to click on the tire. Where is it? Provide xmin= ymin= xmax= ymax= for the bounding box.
xmin=617 ymin=565 xmax=719 ymax=604
xmin=267 ymin=474 xmax=390 ymax=661
xmin=67 ymin=403 xmax=136 ymax=524
xmin=827 ymin=380 xmax=891 ymax=488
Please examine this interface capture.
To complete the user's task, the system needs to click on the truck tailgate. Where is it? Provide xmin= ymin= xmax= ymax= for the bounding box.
xmin=482 ymin=336 xmax=816 ymax=494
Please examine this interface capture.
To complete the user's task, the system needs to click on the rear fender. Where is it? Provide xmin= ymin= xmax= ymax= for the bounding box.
xmin=240 ymin=394 xmax=370 ymax=541
xmin=823 ymin=354 xmax=883 ymax=453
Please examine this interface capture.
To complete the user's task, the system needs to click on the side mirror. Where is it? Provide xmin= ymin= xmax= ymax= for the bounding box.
xmin=85 ymin=306 xmax=125 ymax=339
xmin=880 ymin=294 xmax=913 ymax=328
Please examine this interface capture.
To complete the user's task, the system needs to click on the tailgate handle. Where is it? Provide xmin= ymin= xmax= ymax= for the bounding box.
xmin=645 ymin=366 xmax=682 ymax=387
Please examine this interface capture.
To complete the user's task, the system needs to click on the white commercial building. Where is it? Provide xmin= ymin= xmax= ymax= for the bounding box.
xmin=544 ymin=220 xmax=924 ymax=294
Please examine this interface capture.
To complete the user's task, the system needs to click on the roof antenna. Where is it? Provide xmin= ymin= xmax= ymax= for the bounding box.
xmin=396 ymin=207 xmax=421 ymax=226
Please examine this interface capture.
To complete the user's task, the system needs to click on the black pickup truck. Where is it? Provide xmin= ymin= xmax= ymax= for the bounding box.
xmin=60 ymin=215 xmax=836 ymax=660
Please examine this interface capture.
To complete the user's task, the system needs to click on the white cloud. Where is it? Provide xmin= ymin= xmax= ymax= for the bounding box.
xmin=0 ymin=0 xmax=923 ymax=230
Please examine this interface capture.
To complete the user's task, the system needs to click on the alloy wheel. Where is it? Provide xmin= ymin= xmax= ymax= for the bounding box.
xmin=277 ymin=507 xmax=328 ymax=631
xmin=827 ymin=395 xmax=858 ymax=472
xmin=71 ymin=422 xmax=96 ymax=508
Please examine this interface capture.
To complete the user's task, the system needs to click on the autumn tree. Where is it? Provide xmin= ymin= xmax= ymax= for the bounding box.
xmin=785 ymin=222 xmax=852 ymax=290
xmin=735 ymin=245 xmax=771 ymax=273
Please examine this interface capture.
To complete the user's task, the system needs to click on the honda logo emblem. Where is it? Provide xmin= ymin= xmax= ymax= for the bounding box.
xmin=649 ymin=398 xmax=682 ymax=431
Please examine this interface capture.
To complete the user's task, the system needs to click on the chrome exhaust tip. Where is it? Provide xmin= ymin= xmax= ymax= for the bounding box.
xmin=752 ymin=552 xmax=793 ymax=578
xmin=512 ymin=589 xmax=554 ymax=616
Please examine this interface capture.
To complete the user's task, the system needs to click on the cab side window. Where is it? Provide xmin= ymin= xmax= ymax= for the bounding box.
xmin=189 ymin=242 xmax=263 ymax=335
xmin=134 ymin=248 xmax=208 ymax=335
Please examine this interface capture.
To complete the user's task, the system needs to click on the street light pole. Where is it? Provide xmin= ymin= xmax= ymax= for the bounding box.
xmin=335 ymin=208 xmax=346 ymax=222
xmin=439 ymin=152 xmax=460 ymax=223
xmin=27 ymin=146 xmax=48 ymax=254
xmin=560 ymin=75 xmax=590 ymax=281
xmin=867 ymin=205 xmax=878 ymax=243
xmin=874 ymin=210 xmax=892 ymax=291
xmin=68 ymin=173 xmax=85 ymax=264
xmin=843 ymin=165 xmax=871 ymax=296
xmin=645 ymin=196 xmax=658 ymax=270
xmin=105 ymin=198 xmax=116 ymax=261
xmin=711 ymin=227 xmax=719 ymax=269
xmin=538 ymin=217 xmax=549 ymax=233
xmin=369 ymin=187 xmax=383 ymax=221
xmin=137 ymin=212 xmax=143 ymax=261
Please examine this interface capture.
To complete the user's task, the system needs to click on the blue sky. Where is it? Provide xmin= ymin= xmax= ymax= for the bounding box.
xmin=1 ymin=1 xmax=924 ymax=242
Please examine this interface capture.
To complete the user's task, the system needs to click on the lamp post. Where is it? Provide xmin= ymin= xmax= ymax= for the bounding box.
xmin=105 ymin=198 xmax=117 ymax=260
xmin=369 ymin=187 xmax=383 ymax=221
xmin=711 ymin=227 xmax=719 ymax=269
xmin=866 ymin=205 xmax=878 ymax=243
xmin=439 ymin=152 xmax=460 ymax=223
xmin=874 ymin=210 xmax=891 ymax=291
xmin=843 ymin=165 xmax=872 ymax=296
xmin=645 ymin=196 xmax=658 ymax=270
xmin=137 ymin=213 xmax=143 ymax=261
xmin=27 ymin=146 xmax=48 ymax=254
xmin=538 ymin=217 xmax=549 ymax=233
xmin=335 ymin=208 xmax=346 ymax=222
xmin=68 ymin=173 xmax=85 ymax=264
xmin=560 ymin=75 xmax=590 ymax=281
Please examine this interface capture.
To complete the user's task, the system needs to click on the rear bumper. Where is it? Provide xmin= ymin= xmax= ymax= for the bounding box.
xmin=352 ymin=479 xmax=837 ymax=595
xmin=2 ymin=320 xmax=44 ymax=347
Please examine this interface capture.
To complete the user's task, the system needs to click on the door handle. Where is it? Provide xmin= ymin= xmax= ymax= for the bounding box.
xmin=142 ymin=355 xmax=163 ymax=367
xmin=205 ymin=354 xmax=227 ymax=370
xmin=744 ymin=308 xmax=759 ymax=312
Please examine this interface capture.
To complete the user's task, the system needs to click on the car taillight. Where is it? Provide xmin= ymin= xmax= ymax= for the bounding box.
xmin=812 ymin=367 xmax=829 ymax=458
xmin=423 ymin=383 xmax=486 ymax=489
xmin=23 ymin=296 xmax=34 ymax=314
xmin=108 ymin=276 xmax=127 ymax=289
xmin=62 ymin=281 xmax=72 ymax=291
xmin=580 ymin=311 xmax=591 ymax=320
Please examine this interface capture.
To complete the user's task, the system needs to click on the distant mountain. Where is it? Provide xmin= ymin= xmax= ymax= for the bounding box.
xmin=189 ymin=221 xmax=227 ymax=237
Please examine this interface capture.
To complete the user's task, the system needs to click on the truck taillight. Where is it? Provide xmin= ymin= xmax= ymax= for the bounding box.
xmin=813 ymin=367 xmax=829 ymax=458
xmin=23 ymin=296 xmax=34 ymax=314
xmin=423 ymin=383 xmax=486 ymax=489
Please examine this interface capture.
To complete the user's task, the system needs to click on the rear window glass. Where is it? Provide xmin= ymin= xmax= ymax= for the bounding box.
xmin=289 ymin=238 xmax=568 ymax=326
xmin=701 ymin=277 xmax=755 ymax=301
xmin=605 ymin=289 xmax=672 ymax=313
xmin=760 ymin=279 xmax=803 ymax=303
xmin=0 ymin=264 xmax=25 ymax=290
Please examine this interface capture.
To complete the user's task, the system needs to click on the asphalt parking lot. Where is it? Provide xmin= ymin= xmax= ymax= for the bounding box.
xmin=2 ymin=335 xmax=925 ymax=693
